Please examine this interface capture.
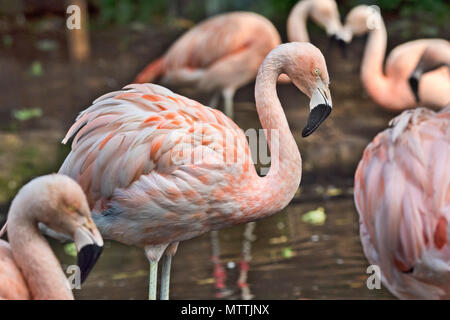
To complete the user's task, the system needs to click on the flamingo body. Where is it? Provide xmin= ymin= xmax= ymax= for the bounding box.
xmin=60 ymin=43 xmax=333 ymax=299
xmin=60 ymin=84 xmax=266 ymax=247
xmin=341 ymin=5 xmax=450 ymax=110
xmin=354 ymin=107 xmax=450 ymax=299
xmin=135 ymin=12 xmax=280 ymax=91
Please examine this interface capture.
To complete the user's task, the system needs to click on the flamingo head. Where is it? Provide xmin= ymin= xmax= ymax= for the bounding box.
xmin=310 ymin=0 xmax=343 ymax=38
xmin=30 ymin=174 xmax=104 ymax=283
xmin=279 ymin=43 xmax=332 ymax=137
xmin=340 ymin=5 xmax=383 ymax=44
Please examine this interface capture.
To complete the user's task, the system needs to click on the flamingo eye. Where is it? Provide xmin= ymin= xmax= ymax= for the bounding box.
xmin=67 ymin=204 xmax=76 ymax=212
xmin=314 ymin=68 xmax=321 ymax=76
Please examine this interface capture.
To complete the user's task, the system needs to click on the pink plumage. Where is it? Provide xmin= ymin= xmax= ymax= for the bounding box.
xmin=59 ymin=83 xmax=296 ymax=247
xmin=60 ymin=43 xmax=333 ymax=299
xmin=354 ymin=107 xmax=450 ymax=299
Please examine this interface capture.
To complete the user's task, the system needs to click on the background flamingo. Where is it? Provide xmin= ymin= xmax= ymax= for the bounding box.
xmin=135 ymin=4 xmax=341 ymax=119
xmin=134 ymin=12 xmax=281 ymax=119
xmin=58 ymin=42 xmax=332 ymax=299
xmin=339 ymin=5 xmax=449 ymax=111
xmin=0 ymin=174 xmax=103 ymax=300
xmin=354 ymin=107 xmax=450 ymax=299
xmin=287 ymin=0 xmax=343 ymax=43
xmin=409 ymin=42 xmax=450 ymax=102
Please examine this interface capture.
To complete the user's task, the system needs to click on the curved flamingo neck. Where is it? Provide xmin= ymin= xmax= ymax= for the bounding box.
xmin=287 ymin=0 xmax=314 ymax=42
xmin=245 ymin=51 xmax=302 ymax=220
xmin=7 ymin=206 xmax=74 ymax=300
xmin=360 ymin=18 xmax=391 ymax=105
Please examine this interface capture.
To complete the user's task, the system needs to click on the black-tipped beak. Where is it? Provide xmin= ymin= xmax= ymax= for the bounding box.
xmin=77 ymin=243 xmax=103 ymax=283
xmin=74 ymin=223 xmax=104 ymax=283
xmin=408 ymin=74 xmax=420 ymax=102
xmin=302 ymin=104 xmax=332 ymax=137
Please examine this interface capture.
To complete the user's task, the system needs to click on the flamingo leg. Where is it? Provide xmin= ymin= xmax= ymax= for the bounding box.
xmin=149 ymin=260 xmax=158 ymax=300
xmin=223 ymin=88 xmax=235 ymax=119
xmin=145 ymin=244 xmax=169 ymax=300
xmin=160 ymin=254 xmax=172 ymax=300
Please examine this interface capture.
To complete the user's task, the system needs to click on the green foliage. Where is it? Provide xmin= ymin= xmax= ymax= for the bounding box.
xmin=352 ymin=0 xmax=449 ymax=25
xmin=89 ymin=0 xmax=449 ymax=29
xmin=92 ymin=0 xmax=168 ymax=25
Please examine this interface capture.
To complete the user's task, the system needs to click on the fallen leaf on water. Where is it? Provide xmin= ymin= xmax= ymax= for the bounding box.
xmin=196 ymin=277 xmax=215 ymax=285
xmin=30 ymin=61 xmax=43 ymax=76
xmin=282 ymin=247 xmax=294 ymax=258
xmin=36 ymin=39 xmax=58 ymax=51
xmin=269 ymin=235 xmax=288 ymax=244
xmin=13 ymin=108 xmax=42 ymax=121
xmin=3 ymin=35 xmax=13 ymax=47
xmin=325 ymin=187 xmax=343 ymax=197
xmin=302 ymin=207 xmax=326 ymax=225
xmin=112 ymin=270 xmax=147 ymax=280
xmin=63 ymin=242 xmax=77 ymax=257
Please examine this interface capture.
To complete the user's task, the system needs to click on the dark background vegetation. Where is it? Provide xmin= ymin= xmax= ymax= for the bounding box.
xmin=0 ymin=0 xmax=449 ymax=36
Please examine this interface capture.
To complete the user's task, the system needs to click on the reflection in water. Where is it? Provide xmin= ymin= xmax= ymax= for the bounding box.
xmin=55 ymin=196 xmax=395 ymax=300
xmin=210 ymin=222 xmax=256 ymax=300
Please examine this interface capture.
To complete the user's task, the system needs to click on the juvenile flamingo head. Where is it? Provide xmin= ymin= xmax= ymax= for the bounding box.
xmin=340 ymin=5 xmax=382 ymax=43
xmin=273 ymin=43 xmax=332 ymax=137
xmin=11 ymin=174 xmax=104 ymax=283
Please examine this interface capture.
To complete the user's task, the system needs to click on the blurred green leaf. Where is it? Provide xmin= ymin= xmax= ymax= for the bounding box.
xmin=30 ymin=61 xmax=43 ymax=77
xmin=302 ymin=207 xmax=326 ymax=226
xmin=36 ymin=39 xmax=59 ymax=52
xmin=2 ymin=35 xmax=13 ymax=47
xmin=64 ymin=242 xmax=77 ymax=257
xmin=13 ymin=108 xmax=43 ymax=121
xmin=282 ymin=247 xmax=293 ymax=258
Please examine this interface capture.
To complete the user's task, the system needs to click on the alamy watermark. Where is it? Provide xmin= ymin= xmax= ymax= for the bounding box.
xmin=66 ymin=5 xmax=81 ymax=30
xmin=366 ymin=265 xmax=381 ymax=290
xmin=66 ymin=265 xmax=81 ymax=290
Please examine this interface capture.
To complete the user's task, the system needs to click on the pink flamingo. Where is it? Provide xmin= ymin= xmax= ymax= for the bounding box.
xmin=339 ymin=5 xmax=450 ymax=111
xmin=59 ymin=42 xmax=333 ymax=299
xmin=409 ymin=42 xmax=450 ymax=102
xmin=135 ymin=6 xmax=341 ymax=119
xmin=354 ymin=107 xmax=450 ymax=299
xmin=287 ymin=0 xmax=343 ymax=43
xmin=0 ymin=174 xmax=103 ymax=300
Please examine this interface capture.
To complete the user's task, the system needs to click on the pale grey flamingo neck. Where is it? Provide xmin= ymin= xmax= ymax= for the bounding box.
xmin=287 ymin=0 xmax=314 ymax=42
xmin=248 ymin=49 xmax=302 ymax=219
xmin=7 ymin=200 xmax=74 ymax=300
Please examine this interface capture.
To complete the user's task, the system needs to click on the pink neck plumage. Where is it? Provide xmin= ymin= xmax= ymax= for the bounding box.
xmin=360 ymin=16 xmax=392 ymax=107
xmin=287 ymin=0 xmax=314 ymax=42
xmin=243 ymin=48 xmax=302 ymax=221
xmin=7 ymin=205 xmax=74 ymax=300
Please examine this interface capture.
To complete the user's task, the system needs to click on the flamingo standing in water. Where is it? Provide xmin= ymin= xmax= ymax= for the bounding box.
xmin=354 ymin=107 xmax=450 ymax=299
xmin=135 ymin=4 xmax=342 ymax=119
xmin=59 ymin=42 xmax=333 ymax=299
xmin=0 ymin=174 xmax=103 ymax=300
xmin=339 ymin=5 xmax=450 ymax=111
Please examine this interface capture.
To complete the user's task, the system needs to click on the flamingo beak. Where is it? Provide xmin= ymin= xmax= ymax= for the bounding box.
xmin=74 ymin=219 xmax=104 ymax=283
xmin=302 ymin=83 xmax=332 ymax=137
xmin=408 ymin=71 xmax=420 ymax=102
